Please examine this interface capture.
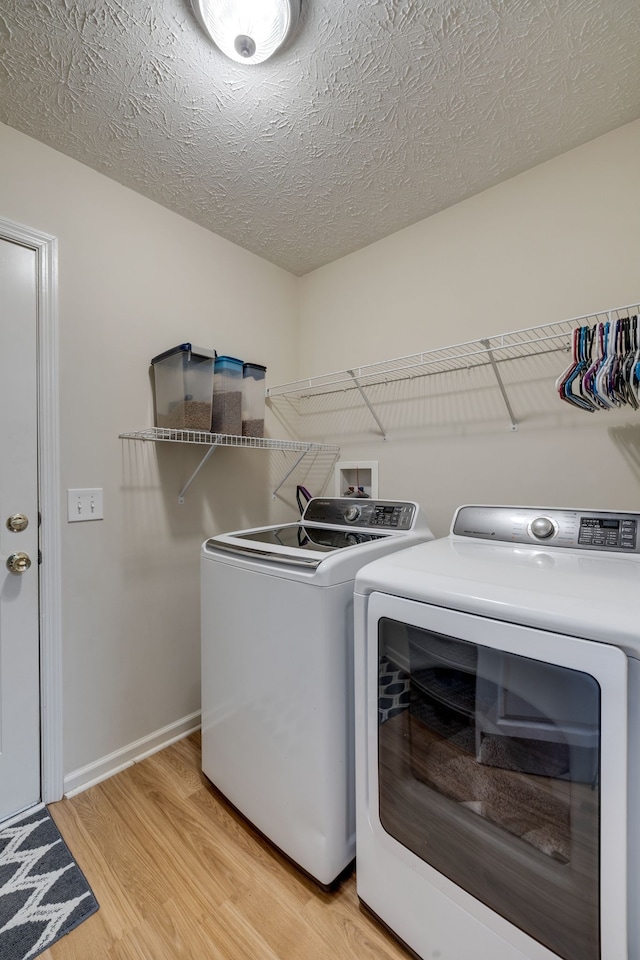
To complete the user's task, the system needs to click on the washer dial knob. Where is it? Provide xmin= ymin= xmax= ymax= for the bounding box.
xmin=530 ymin=516 xmax=555 ymax=540
xmin=344 ymin=505 xmax=360 ymax=523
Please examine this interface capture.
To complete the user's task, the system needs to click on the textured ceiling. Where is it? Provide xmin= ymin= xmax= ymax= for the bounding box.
xmin=1 ymin=0 xmax=640 ymax=275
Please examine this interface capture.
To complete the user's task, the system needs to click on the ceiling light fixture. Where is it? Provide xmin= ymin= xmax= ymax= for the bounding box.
xmin=191 ymin=0 xmax=301 ymax=65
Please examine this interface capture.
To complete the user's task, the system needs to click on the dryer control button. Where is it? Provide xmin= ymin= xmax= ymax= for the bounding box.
xmin=530 ymin=516 xmax=555 ymax=540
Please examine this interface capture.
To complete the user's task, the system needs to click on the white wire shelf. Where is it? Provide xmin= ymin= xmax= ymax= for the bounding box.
xmin=266 ymin=322 xmax=576 ymax=399
xmin=118 ymin=427 xmax=339 ymax=454
xmin=118 ymin=428 xmax=340 ymax=503
xmin=266 ymin=302 xmax=640 ymax=434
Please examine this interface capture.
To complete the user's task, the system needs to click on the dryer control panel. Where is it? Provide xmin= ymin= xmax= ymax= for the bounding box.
xmin=452 ymin=505 xmax=640 ymax=553
xmin=303 ymin=498 xmax=417 ymax=530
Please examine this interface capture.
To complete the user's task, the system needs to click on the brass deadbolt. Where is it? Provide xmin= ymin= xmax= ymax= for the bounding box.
xmin=6 ymin=513 xmax=29 ymax=533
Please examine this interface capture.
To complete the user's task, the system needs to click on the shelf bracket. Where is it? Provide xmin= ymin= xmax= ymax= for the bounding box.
xmin=480 ymin=339 xmax=518 ymax=431
xmin=347 ymin=370 xmax=388 ymax=439
xmin=178 ymin=443 xmax=219 ymax=503
xmin=271 ymin=446 xmax=313 ymax=499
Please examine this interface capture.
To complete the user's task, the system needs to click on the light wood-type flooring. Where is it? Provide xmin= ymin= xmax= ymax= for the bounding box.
xmin=41 ymin=732 xmax=410 ymax=960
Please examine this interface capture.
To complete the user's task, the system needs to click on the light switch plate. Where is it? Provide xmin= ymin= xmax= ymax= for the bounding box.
xmin=67 ymin=488 xmax=104 ymax=522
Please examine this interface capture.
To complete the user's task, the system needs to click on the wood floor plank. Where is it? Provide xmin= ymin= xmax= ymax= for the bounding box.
xmin=139 ymin=733 xmax=205 ymax=802
xmin=45 ymin=795 xmax=142 ymax=945
xmin=302 ymin=880 xmax=409 ymax=960
xmin=39 ymin=733 xmax=409 ymax=960
xmin=105 ymin=897 xmax=256 ymax=960
xmin=118 ymin=756 xmax=315 ymax=911
xmin=185 ymin=778 xmax=321 ymax=905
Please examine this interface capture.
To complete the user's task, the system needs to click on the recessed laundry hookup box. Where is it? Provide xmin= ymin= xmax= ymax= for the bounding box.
xmin=151 ymin=343 xmax=216 ymax=430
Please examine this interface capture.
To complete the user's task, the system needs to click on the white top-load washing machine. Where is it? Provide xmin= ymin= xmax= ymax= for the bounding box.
xmin=354 ymin=504 xmax=640 ymax=960
xmin=201 ymin=497 xmax=433 ymax=887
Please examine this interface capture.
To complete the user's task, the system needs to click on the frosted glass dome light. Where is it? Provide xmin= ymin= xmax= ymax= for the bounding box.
xmin=192 ymin=0 xmax=301 ymax=65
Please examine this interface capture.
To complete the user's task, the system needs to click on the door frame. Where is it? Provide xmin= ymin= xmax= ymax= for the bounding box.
xmin=0 ymin=215 xmax=62 ymax=804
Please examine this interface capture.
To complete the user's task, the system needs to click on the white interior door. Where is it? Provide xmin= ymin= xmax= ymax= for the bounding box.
xmin=0 ymin=236 xmax=41 ymax=820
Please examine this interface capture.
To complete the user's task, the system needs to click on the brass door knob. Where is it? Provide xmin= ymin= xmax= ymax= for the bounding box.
xmin=6 ymin=513 xmax=29 ymax=532
xmin=6 ymin=552 xmax=31 ymax=574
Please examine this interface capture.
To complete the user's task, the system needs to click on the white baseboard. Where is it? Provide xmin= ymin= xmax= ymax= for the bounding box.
xmin=63 ymin=711 xmax=201 ymax=798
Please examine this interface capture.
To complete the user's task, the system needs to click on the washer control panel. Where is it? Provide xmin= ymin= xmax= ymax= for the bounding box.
xmin=578 ymin=516 xmax=637 ymax=549
xmin=453 ymin=505 xmax=640 ymax=553
xmin=303 ymin=498 xmax=416 ymax=530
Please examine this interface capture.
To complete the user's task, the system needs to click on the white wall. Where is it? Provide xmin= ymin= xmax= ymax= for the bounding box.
xmin=0 ymin=121 xmax=300 ymax=778
xmin=3 ymin=115 xmax=640 ymax=784
xmin=297 ymin=119 xmax=640 ymax=537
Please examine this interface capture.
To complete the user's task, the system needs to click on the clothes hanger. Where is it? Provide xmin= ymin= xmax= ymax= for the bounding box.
xmin=557 ymin=328 xmax=587 ymax=409
xmin=582 ymin=322 xmax=608 ymax=410
xmin=621 ymin=316 xmax=639 ymax=410
xmin=595 ymin=320 xmax=617 ymax=409
xmin=559 ymin=325 xmax=596 ymax=411
xmin=560 ymin=312 xmax=640 ymax=413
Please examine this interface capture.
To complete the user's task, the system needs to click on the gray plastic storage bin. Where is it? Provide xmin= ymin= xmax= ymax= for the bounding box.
xmin=151 ymin=343 xmax=215 ymax=430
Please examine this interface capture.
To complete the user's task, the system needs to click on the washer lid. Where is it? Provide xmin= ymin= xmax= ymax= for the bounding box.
xmin=231 ymin=524 xmax=386 ymax=551
xmin=204 ymin=522 xmax=388 ymax=567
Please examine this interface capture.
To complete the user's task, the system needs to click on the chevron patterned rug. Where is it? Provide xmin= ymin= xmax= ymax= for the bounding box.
xmin=0 ymin=807 xmax=98 ymax=960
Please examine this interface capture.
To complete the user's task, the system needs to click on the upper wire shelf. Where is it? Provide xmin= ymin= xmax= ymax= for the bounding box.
xmin=266 ymin=304 xmax=640 ymax=401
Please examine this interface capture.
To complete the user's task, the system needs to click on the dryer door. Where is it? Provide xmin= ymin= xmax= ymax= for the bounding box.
xmin=365 ymin=593 xmax=628 ymax=960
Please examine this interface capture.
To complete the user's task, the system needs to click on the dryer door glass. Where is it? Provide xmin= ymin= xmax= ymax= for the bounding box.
xmin=377 ymin=618 xmax=601 ymax=960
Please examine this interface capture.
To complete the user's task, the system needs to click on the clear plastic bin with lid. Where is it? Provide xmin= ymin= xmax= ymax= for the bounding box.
xmin=151 ymin=343 xmax=215 ymax=431
xmin=242 ymin=363 xmax=267 ymax=438
xmin=211 ymin=355 xmax=243 ymax=435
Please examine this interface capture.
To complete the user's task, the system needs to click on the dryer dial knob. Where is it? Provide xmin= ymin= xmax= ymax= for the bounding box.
xmin=530 ymin=516 xmax=555 ymax=540
xmin=344 ymin=505 xmax=360 ymax=522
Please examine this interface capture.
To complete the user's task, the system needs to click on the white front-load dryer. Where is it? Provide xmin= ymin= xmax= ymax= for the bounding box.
xmin=354 ymin=504 xmax=640 ymax=960
xmin=201 ymin=497 xmax=433 ymax=887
